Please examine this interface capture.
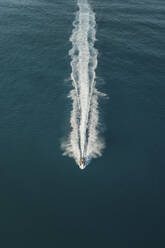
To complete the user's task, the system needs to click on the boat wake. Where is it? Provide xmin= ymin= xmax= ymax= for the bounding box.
xmin=62 ymin=0 xmax=105 ymax=169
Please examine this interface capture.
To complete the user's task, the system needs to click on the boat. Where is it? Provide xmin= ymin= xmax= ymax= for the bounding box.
xmin=79 ymin=157 xmax=86 ymax=170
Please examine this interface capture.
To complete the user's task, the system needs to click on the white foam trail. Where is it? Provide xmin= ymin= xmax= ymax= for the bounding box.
xmin=62 ymin=0 xmax=105 ymax=168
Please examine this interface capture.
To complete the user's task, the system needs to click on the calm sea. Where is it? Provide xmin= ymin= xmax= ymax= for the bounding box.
xmin=0 ymin=0 xmax=165 ymax=247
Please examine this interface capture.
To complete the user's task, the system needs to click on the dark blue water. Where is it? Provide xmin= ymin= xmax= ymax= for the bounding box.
xmin=0 ymin=0 xmax=165 ymax=247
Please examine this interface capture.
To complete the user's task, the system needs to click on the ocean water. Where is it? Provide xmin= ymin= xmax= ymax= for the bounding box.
xmin=0 ymin=0 xmax=165 ymax=247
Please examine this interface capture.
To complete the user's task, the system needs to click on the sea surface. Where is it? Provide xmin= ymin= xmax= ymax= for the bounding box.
xmin=0 ymin=0 xmax=165 ymax=247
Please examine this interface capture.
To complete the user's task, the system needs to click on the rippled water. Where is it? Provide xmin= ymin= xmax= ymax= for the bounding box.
xmin=0 ymin=0 xmax=165 ymax=247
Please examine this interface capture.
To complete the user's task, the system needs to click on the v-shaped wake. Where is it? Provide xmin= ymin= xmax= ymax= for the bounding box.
xmin=62 ymin=0 xmax=105 ymax=169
